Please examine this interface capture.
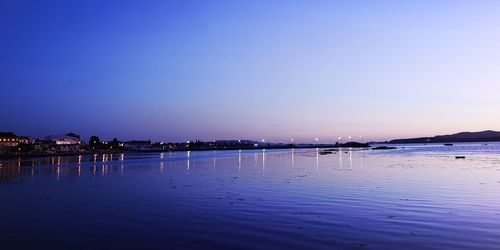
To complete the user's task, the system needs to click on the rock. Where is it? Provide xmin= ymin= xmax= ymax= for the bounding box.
xmin=319 ymin=151 xmax=333 ymax=155
xmin=372 ymin=146 xmax=397 ymax=150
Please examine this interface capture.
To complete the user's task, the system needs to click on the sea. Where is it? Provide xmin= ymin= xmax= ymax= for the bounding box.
xmin=1 ymin=142 xmax=500 ymax=249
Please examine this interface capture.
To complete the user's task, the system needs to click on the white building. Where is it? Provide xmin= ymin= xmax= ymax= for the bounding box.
xmin=45 ymin=134 xmax=81 ymax=145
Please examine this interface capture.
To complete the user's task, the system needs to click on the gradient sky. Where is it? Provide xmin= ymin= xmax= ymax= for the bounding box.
xmin=1 ymin=0 xmax=500 ymax=143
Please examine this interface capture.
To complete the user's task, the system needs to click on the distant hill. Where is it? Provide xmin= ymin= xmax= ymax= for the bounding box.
xmin=389 ymin=130 xmax=500 ymax=144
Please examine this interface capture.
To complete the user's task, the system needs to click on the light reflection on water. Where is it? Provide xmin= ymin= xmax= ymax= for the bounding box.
xmin=1 ymin=145 xmax=500 ymax=249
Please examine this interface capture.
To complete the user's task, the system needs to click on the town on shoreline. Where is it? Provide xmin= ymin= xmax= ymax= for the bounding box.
xmin=0 ymin=132 xmax=370 ymax=158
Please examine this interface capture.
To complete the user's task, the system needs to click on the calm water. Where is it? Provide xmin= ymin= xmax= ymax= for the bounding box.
xmin=1 ymin=143 xmax=500 ymax=249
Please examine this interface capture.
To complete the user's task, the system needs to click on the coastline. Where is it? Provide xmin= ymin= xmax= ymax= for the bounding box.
xmin=0 ymin=143 xmax=371 ymax=160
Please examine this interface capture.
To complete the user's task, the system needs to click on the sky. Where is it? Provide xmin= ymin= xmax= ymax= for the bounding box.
xmin=1 ymin=0 xmax=500 ymax=143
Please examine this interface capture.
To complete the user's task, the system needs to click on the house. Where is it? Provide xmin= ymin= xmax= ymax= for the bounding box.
xmin=18 ymin=136 xmax=35 ymax=144
xmin=0 ymin=132 xmax=20 ymax=147
xmin=44 ymin=134 xmax=82 ymax=152
xmin=150 ymin=142 xmax=168 ymax=151
xmin=124 ymin=140 xmax=152 ymax=151
xmin=45 ymin=134 xmax=81 ymax=145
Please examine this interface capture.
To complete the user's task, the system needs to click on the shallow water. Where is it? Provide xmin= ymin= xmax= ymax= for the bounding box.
xmin=1 ymin=144 xmax=500 ymax=249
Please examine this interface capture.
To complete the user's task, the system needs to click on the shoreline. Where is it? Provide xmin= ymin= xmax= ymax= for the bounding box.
xmin=0 ymin=143 xmax=371 ymax=160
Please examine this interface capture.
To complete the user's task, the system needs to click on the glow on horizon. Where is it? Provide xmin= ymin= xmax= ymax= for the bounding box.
xmin=1 ymin=0 xmax=500 ymax=143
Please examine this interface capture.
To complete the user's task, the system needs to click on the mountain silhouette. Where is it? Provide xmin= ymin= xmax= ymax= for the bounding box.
xmin=389 ymin=130 xmax=500 ymax=143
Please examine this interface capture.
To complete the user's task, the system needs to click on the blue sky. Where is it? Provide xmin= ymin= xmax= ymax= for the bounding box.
xmin=1 ymin=0 xmax=500 ymax=142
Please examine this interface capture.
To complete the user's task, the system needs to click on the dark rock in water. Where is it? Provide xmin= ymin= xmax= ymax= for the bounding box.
xmin=372 ymin=146 xmax=397 ymax=150
xmin=334 ymin=142 xmax=370 ymax=148
xmin=455 ymin=156 xmax=466 ymax=159
xmin=444 ymin=143 xmax=453 ymax=146
xmin=319 ymin=151 xmax=333 ymax=155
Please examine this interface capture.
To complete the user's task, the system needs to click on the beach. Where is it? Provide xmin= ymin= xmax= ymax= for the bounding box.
xmin=1 ymin=144 xmax=500 ymax=249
